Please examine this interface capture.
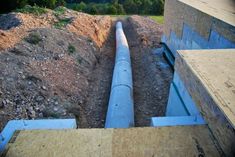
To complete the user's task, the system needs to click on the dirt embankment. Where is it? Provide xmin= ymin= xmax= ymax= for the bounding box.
xmin=0 ymin=8 xmax=113 ymax=130
xmin=0 ymin=8 xmax=172 ymax=130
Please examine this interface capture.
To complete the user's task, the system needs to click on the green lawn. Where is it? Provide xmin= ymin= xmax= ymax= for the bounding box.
xmin=106 ymin=15 xmax=164 ymax=24
xmin=107 ymin=15 xmax=129 ymax=20
xmin=148 ymin=16 xmax=164 ymax=24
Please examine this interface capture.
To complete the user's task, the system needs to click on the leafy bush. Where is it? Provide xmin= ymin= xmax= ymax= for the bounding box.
xmin=85 ymin=3 xmax=99 ymax=15
xmin=54 ymin=6 xmax=66 ymax=16
xmin=67 ymin=2 xmax=126 ymax=15
xmin=16 ymin=5 xmax=47 ymax=15
xmin=113 ymin=3 xmax=125 ymax=14
xmin=107 ymin=5 xmax=117 ymax=14
xmin=54 ymin=18 xmax=71 ymax=29
xmin=68 ymin=44 xmax=76 ymax=54
xmin=28 ymin=0 xmax=56 ymax=9
xmin=56 ymin=0 xmax=66 ymax=7
xmin=25 ymin=32 xmax=42 ymax=44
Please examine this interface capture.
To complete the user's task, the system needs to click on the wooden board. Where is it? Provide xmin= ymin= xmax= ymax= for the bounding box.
xmin=163 ymin=0 xmax=235 ymax=43
xmin=178 ymin=49 xmax=235 ymax=127
xmin=3 ymin=126 xmax=221 ymax=157
xmin=179 ymin=0 xmax=235 ymax=27
xmin=176 ymin=49 xmax=235 ymax=156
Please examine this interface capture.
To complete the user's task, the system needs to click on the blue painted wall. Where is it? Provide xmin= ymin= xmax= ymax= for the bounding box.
xmin=151 ymin=72 xmax=205 ymax=127
xmin=162 ymin=23 xmax=235 ymax=57
xmin=166 ymin=72 xmax=202 ymax=117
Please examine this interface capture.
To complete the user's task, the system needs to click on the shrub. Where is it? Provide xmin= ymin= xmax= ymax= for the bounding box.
xmin=68 ymin=44 xmax=76 ymax=54
xmin=54 ymin=18 xmax=71 ymax=29
xmin=56 ymin=0 xmax=66 ymax=7
xmin=67 ymin=3 xmax=85 ymax=12
xmin=79 ymin=2 xmax=87 ymax=11
xmin=113 ymin=3 xmax=125 ymax=15
xmin=107 ymin=5 xmax=117 ymax=15
xmin=54 ymin=6 xmax=66 ymax=16
xmin=25 ymin=32 xmax=42 ymax=44
xmin=16 ymin=5 xmax=47 ymax=15
xmin=85 ymin=4 xmax=99 ymax=15
xmin=28 ymin=0 xmax=56 ymax=9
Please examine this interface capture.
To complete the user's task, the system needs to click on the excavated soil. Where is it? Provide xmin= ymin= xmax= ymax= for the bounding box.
xmin=78 ymin=26 xmax=115 ymax=128
xmin=0 ymin=8 xmax=172 ymax=130
xmin=123 ymin=16 xmax=173 ymax=126
xmin=0 ymin=8 xmax=113 ymax=130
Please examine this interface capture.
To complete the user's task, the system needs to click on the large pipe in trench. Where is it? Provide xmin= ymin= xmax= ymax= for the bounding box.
xmin=105 ymin=22 xmax=134 ymax=128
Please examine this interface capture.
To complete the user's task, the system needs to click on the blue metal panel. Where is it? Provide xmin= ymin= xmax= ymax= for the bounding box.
xmin=166 ymin=72 xmax=204 ymax=117
xmin=173 ymin=72 xmax=201 ymax=116
xmin=169 ymin=31 xmax=181 ymax=56
xmin=151 ymin=115 xmax=205 ymax=127
xmin=209 ymin=30 xmax=235 ymax=48
xmin=162 ymin=23 xmax=235 ymax=65
xmin=159 ymin=72 xmax=206 ymax=127
xmin=0 ymin=119 xmax=76 ymax=152
xmin=166 ymin=83 xmax=189 ymax=116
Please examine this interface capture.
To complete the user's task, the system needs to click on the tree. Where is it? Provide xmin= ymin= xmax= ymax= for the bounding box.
xmin=0 ymin=0 xmax=28 ymax=13
xmin=140 ymin=0 xmax=152 ymax=14
xmin=107 ymin=5 xmax=117 ymax=14
xmin=123 ymin=0 xmax=138 ymax=14
xmin=56 ymin=0 xmax=66 ymax=6
xmin=29 ymin=0 xmax=56 ymax=9
xmin=85 ymin=3 xmax=98 ymax=14
xmin=151 ymin=0 xmax=164 ymax=15
xmin=111 ymin=0 xmax=125 ymax=15
xmin=79 ymin=1 xmax=87 ymax=11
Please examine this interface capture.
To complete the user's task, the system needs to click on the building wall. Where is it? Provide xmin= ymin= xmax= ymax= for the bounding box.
xmin=162 ymin=0 xmax=235 ymax=56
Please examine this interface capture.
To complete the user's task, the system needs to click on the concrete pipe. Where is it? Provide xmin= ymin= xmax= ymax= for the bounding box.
xmin=105 ymin=21 xmax=134 ymax=128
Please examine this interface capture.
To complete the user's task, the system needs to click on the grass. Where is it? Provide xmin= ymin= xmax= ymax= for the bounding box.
xmin=108 ymin=15 xmax=129 ymax=18
xmin=107 ymin=15 xmax=129 ymax=20
xmin=16 ymin=5 xmax=47 ymax=16
xmin=25 ymin=33 xmax=42 ymax=44
xmin=68 ymin=44 xmax=76 ymax=54
xmin=54 ymin=6 xmax=66 ymax=16
xmin=54 ymin=18 xmax=71 ymax=29
xmin=106 ymin=15 xmax=164 ymax=24
xmin=148 ymin=16 xmax=164 ymax=24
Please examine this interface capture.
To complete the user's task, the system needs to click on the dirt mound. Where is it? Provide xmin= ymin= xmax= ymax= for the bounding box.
xmin=128 ymin=15 xmax=163 ymax=48
xmin=0 ymin=9 xmax=171 ymax=130
xmin=0 ymin=8 xmax=112 ymax=51
xmin=0 ymin=8 xmax=112 ymax=131
xmin=67 ymin=14 xmax=112 ymax=47
xmin=0 ymin=13 xmax=52 ymax=50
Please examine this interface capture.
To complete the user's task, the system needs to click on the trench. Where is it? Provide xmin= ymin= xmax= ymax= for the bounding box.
xmin=78 ymin=18 xmax=173 ymax=128
xmin=122 ymin=19 xmax=173 ymax=127
xmin=77 ymin=24 xmax=115 ymax=128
